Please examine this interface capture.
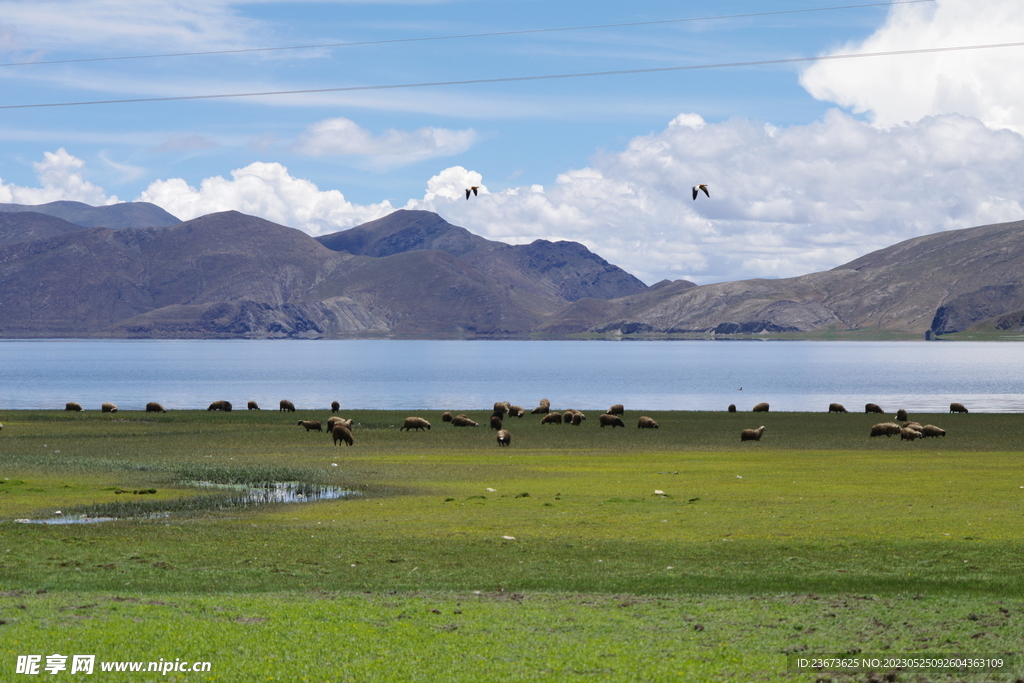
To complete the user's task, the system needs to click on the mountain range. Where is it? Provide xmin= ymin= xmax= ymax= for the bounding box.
xmin=0 ymin=200 xmax=1021 ymax=339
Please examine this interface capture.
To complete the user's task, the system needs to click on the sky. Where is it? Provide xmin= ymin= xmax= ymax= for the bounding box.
xmin=1 ymin=0 xmax=1022 ymax=285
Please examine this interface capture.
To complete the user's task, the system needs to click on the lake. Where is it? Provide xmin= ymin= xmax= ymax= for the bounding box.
xmin=1 ymin=339 xmax=1022 ymax=413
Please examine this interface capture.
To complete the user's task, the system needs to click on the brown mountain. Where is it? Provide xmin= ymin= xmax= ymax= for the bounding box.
xmin=541 ymin=219 xmax=1024 ymax=338
xmin=0 ymin=200 xmax=180 ymax=229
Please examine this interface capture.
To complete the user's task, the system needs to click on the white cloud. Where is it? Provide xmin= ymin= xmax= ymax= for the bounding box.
xmin=0 ymin=148 xmax=116 ymax=205
xmin=800 ymin=0 xmax=1024 ymax=133
xmin=293 ymin=117 xmax=478 ymax=170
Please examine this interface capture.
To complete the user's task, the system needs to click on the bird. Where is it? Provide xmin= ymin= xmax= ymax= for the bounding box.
xmin=465 ymin=186 xmax=479 ymax=199
xmin=692 ymin=184 xmax=709 ymax=200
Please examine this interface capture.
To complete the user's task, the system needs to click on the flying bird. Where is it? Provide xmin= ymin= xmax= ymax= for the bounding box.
xmin=465 ymin=186 xmax=479 ymax=199
xmin=692 ymin=184 xmax=709 ymax=200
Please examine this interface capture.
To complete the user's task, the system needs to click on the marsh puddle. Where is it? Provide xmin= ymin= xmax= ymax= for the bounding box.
xmin=13 ymin=482 xmax=358 ymax=524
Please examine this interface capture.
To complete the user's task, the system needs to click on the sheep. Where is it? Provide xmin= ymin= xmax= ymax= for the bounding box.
xmin=496 ymin=429 xmax=511 ymax=447
xmin=637 ymin=416 xmax=659 ymax=429
xmin=489 ymin=415 xmax=503 ymax=431
xmin=65 ymin=402 xmax=83 ymax=412
xmin=571 ymin=411 xmax=587 ymax=426
xmin=326 ymin=416 xmax=352 ymax=433
xmin=493 ymin=402 xmax=511 ymax=416
xmin=247 ymin=400 xmax=260 ymax=410
xmin=900 ymin=427 xmax=921 ymax=441
xmin=870 ymin=422 xmax=902 ymax=437
xmin=531 ymin=399 xmax=551 ymax=414
xmin=950 ymin=402 xmax=969 ymax=414
xmin=903 ymin=421 xmax=924 ymax=433
xmin=401 ymin=417 xmax=431 ymax=432
xmin=752 ymin=402 xmax=770 ymax=413
xmin=0 ymin=423 xmax=3 ymax=432
xmin=728 ymin=404 xmax=736 ymax=413
xmin=145 ymin=402 xmax=166 ymax=413
xmin=921 ymin=424 xmax=947 ymax=437
xmin=828 ymin=403 xmax=848 ymax=413
xmin=562 ymin=409 xmax=576 ymax=424
xmin=865 ymin=403 xmax=884 ymax=414
xmin=895 ymin=408 xmax=908 ymax=421
xmin=741 ymin=426 xmax=766 ymax=441
xmin=207 ymin=400 xmax=232 ymax=411
xmin=451 ymin=415 xmax=479 ymax=427
xmin=101 ymin=402 xmax=118 ymax=413
xmin=599 ymin=414 xmax=625 ymax=428
xmin=297 ymin=420 xmax=323 ymax=432
xmin=540 ymin=412 xmax=563 ymax=425
xmin=331 ymin=401 xmax=340 ymax=413
xmin=279 ymin=399 xmax=296 ymax=412
xmin=508 ymin=405 xmax=526 ymax=418
xmin=607 ymin=404 xmax=625 ymax=416
xmin=332 ymin=424 xmax=354 ymax=446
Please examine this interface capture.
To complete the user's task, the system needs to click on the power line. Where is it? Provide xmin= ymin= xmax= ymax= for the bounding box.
xmin=2 ymin=40 xmax=1019 ymax=111
xmin=0 ymin=0 xmax=934 ymax=69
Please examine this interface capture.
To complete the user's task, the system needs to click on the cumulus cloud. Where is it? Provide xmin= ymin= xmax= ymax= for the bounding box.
xmin=293 ymin=117 xmax=478 ymax=170
xmin=0 ymin=148 xmax=116 ymax=205
xmin=800 ymin=0 xmax=1024 ymax=133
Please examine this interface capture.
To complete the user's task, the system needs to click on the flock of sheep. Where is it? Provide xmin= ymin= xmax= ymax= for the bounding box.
xmin=58 ymin=398 xmax=966 ymax=446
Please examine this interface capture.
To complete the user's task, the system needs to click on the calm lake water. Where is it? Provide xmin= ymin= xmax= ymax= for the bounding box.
xmin=1 ymin=339 xmax=1023 ymax=413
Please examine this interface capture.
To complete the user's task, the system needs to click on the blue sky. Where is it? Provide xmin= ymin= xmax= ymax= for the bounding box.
xmin=1 ymin=0 xmax=1022 ymax=284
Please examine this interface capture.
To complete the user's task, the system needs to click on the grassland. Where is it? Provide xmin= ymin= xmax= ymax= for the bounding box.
xmin=2 ymin=408 xmax=1023 ymax=681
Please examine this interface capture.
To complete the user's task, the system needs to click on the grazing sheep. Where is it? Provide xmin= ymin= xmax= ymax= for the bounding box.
xmin=921 ymin=424 xmax=946 ymax=437
xmin=607 ymin=404 xmax=625 ymax=416
xmin=247 ymin=400 xmax=260 ymax=410
xmin=599 ymin=414 xmax=626 ymax=428
xmin=637 ymin=416 xmax=659 ymax=429
xmin=297 ymin=420 xmax=323 ymax=432
xmin=207 ymin=400 xmax=232 ymax=411
xmin=332 ymin=424 xmax=354 ymax=446
xmin=900 ymin=427 xmax=921 ymax=441
xmin=401 ymin=416 xmax=431 ymax=432
xmin=65 ymin=402 xmax=83 ymax=412
xmin=496 ymin=429 xmax=511 ymax=447
xmin=492 ymin=402 xmax=511 ymax=416
xmin=279 ymin=399 xmax=296 ymax=412
xmin=895 ymin=408 xmax=908 ymax=421
xmin=489 ymin=415 xmax=503 ymax=431
xmin=728 ymin=404 xmax=736 ymax=413
xmin=540 ymin=412 xmax=563 ymax=425
xmin=326 ymin=416 xmax=352 ymax=433
xmin=903 ymin=421 xmax=924 ymax=433
xmin=865 ymin=403 xmax=884 ymax=414
xmin=531 ymin=399 xmax=551 ymax=414
xmin=950 ymin=402 xmax=969 ymax=414
xmin=451 ymin=415 xmax=479 ymax=427
xmin=571 ymin=412 xmax=587 ymax=426
xmin=508 ymin=405 xmax=525 ymax=418
xmin=331 ymin=401 xmax=340 ymax=413
xmin=752 ymin=402 xmax=770 ymax=413
xmin=101 ymin=402 xmax=118 ymax=413
xmin=741 ymin=426 xmax=766 ymax=441
xmin=562 ymin=409 xmax=576 ymax=424
xmin=145 ymin=402 xmax=166 ymax=413
xmin=828 ymin=403 xmax=848 ymax=413
xmin=870 ymin=422 xmax=902 ymax=437
xmin=441 ymin=411 xmax=453 ymax=423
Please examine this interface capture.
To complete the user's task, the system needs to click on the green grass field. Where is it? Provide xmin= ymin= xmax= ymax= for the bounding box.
xmin=2 ymin=408 xmax=1023 ymax=681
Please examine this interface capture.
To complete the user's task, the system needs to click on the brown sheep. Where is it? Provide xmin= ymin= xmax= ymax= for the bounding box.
xmin=870 ymin=422 xmax=902 ymax=437
xmin=280 ymin=399 xmax=296 ymax=412
xmin=297 ymin=420 xmax=323 ymax=432
xmin=441 ymin=411 xmax=453 ymax=423
xmin=489 ymin=415 xmax=503 ymax=431
xmin=207 ymin=400 xmax=232 ymax=411
xmin=496 ymin=429 xmax=511 ymax=447
xmin=949 ymin=402 xmax=969 ymax=414
xmin=571 ymin=411 xmax=587 ymax=426
xmin=326 ymin=416 xmax=352 ymax=433
xmin=607 ymin=404 xmax=625 ymax=416
xmin=331 ymin=401 xmax=340 ymax=413
xmin=903 ymin=421 xmax=924 ymax=433
xmin=599 ymin=414 xmax=625 ymax=428
xmin=451 ymin=415 xmax=479 ymax=427
xmin=921 ymin=424 xmax=946 ymax=437
xmin=865 ymin=403 xmax=884 ymax=414
xmin=637 ymin=416 xmax=659 ymax=429
xmin=741 ymin=426 xmax=766 ymax=441
xmin=247 ymin=400 xmax=260 ymax=410
xmin=531 ymin=399 xmax=551 ymax=414
xmin=401 ymin=417 xmax=431 ymax=432
xmin=895 ymin=408 xmax=908 ymax=421
xmin=540 ymin=412 xmax=562 ymax=425
xmin=508 ymin=405 xmax=525 ymax=418
xmin=493 ymin=402 xmax=511 ymax=416
xmin=900 ymin=427 xmax=921 ymax=441
xmin=728 ymin=404 xmax=736 ymax=413
xmin=101 ymin=402 xmax=118 ymax=413
xmin=828 ymin=403 xmax=847 ymax=413
xmin=65 ymin=402 xmax=83 ymax=412
xmin=332 ymin=424 xmax=354 ymax=446
xmin=752 ymin=402 xmax=770 ymax=413
xmin=145 ymin=402 xmax=166 ymax=413
xmin=562 ymin=409 xmax=576 ymax=424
